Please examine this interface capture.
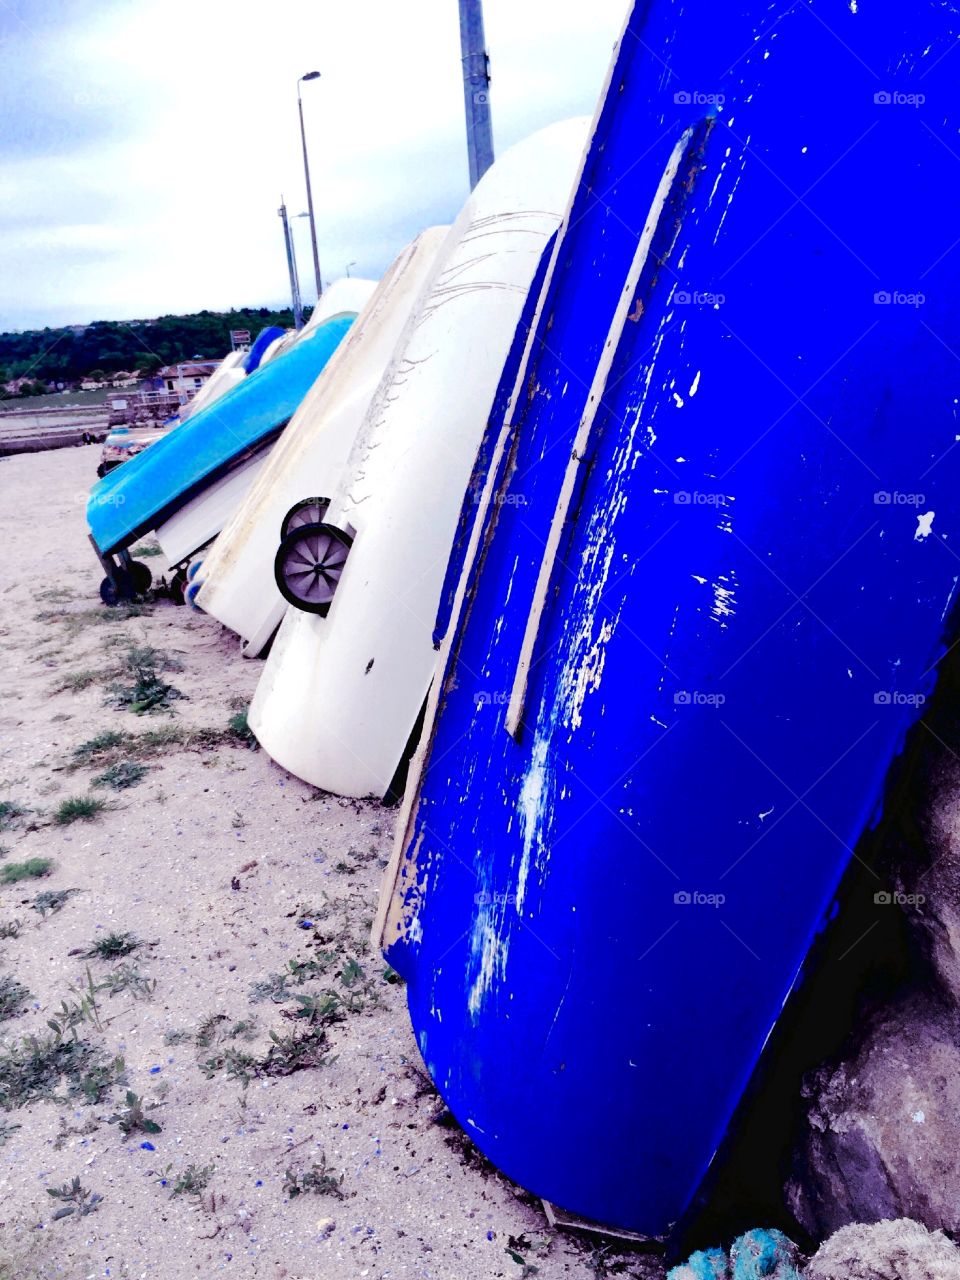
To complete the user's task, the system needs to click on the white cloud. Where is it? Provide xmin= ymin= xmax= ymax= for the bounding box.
xmin=0 ymin=0 xmax=626 ymax=329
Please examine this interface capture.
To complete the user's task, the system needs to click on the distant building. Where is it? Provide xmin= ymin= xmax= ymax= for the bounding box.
xmin=157 ymin=360 xmax=221 ymax=401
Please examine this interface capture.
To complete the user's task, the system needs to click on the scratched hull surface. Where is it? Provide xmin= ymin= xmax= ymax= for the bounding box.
xmin=86 ymin=287 xmax=362 ymax=557
xmin=193 ymin=241 xmax=442 ymax=655
xmin=378 ymin=0 xmax=960 ymax=1238
xmin=249 ymin=119 xmax=589 ymax=797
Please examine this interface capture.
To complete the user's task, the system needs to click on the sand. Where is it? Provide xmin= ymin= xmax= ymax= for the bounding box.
xmin=0 ymin=447 xmax=626 ymax=1280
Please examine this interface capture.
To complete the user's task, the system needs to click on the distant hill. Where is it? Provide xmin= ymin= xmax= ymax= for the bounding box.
xmin=0 ymin=306 xmax=310 ymax=391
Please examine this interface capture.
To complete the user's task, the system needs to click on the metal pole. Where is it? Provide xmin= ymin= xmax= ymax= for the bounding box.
xmin=458 ymin=0 xmax=494 ymax=189
xmin=298 ymin=73 xmax=324 ymax=299
xmin=278 ymin=199 xmax=304 ymax=330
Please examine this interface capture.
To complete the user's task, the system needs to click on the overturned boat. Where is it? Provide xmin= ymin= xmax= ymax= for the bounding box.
xmin=192 ymin=228 xmax=448 ymax=656
xmin=247 ymin=117 xmax=589 ymax=797
xmin=377 ymin=0 xmax=960 ymax=1239
xmin=86 ymin=281 xmax=373 ymax=603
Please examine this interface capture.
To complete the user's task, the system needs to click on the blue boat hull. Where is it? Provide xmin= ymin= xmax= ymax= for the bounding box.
xmin=87 ymin=316 xmax=353 ymax=556
xmin=380 ymin=0 xmax=960 ymax=1238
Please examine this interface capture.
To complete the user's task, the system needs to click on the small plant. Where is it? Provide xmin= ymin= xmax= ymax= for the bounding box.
xmin=0 ymin=1031 xmax=120 ymax=1110
xmin=260 ymin=1024 xmax=332 ymax=1078
xmin=227 ymin=709 xmax=258 ymax=748
xmin=0 ymin=920 xmax=22 ymax=939
xmin=0 ymin=858 xmax=52 ymax=885
xmin=231 ymin=810 xmax=246 ymax=830
xmin=170 ymin=1163 xmax=213 ymax=1197
xmin=55 ymin=670 xmax=100 ymax=694
xmin=46 ymin=1176 xmax=103 ymax=1220
xmin=0 ymin=801 xmax=29 ymax=833
xmin=32 ymin=889 xmax=78 ymax=918
xmin=93 ymin=761 xmax=148 ymax=791
xmin=163 ymin=1028 xmax=192 ymax=1046
xmin=54 ymin=795 xmax=109 ymax=826
xmin=131 ymin=542 xmax=163 ymax=558
xmin=84 ymin=931 xmax=140 ymax=960
xmin=0 ymin=1119 xmax=21 ymax=1145
xmin=106 ymin=644 xmax=182 ymax=714
xmin=97 ymin=964 xmax=156 ymax=1002
xmin=106 ymin=1089 xmax=162 ymax=1137
xmin=283 ymin=1152 xmax=346 ymax=1199
xmin=71 ymin=730 xmax=127 ymax=766
xmin=288 ymin=991 xmax=343 ymax=1026
xmin=249 ymin=972 xmax=292 ymax=1004
xmin=199 ymin=1046 xmax=257 ymax=1089
xmin=47 ymin=969 xmax=103 ymax=1038
xmin=0 ymin=975 xmax=31 ymax=1022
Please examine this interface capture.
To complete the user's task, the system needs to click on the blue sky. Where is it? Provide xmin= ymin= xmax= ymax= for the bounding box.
xmin=0 ymin=0 xmax=627 ymax=330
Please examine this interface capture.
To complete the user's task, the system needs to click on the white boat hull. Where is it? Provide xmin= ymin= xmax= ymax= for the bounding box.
xmin=249 ymin=118 xmax=589 ymax=797
xmin=194 ymin=233 xmax=447 ymax=655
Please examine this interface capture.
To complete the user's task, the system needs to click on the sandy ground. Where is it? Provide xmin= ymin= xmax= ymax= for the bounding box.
xmin=0 ymin=448 xmax=642 ymax=1280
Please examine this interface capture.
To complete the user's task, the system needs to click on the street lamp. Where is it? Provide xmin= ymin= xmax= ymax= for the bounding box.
xmin=346 ymin=261 xmax=357 ymax=277
xmin=297 ymin=71 xmax=323 ymax=300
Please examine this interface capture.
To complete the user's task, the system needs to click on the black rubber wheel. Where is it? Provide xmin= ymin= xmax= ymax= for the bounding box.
xmin=280 ymin=496 xmax=331 ymax=541
xmin=127 ymin=560 xmax=152 ymax=595
xmin=170 ymin=569 xmax=188 ymax=606
xmin=274 ymin=522 xmax=353 ymax=615
xmin=99 ymin=568 xmax=134 ymax=606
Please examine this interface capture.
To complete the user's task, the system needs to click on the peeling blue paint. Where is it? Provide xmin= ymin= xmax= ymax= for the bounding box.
xmin=383 ymin=0 xmax=960 ymax=1240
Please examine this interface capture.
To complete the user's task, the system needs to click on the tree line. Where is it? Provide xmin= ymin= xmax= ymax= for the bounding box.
xmin=0 ymin=306 xmax=309 ymax=392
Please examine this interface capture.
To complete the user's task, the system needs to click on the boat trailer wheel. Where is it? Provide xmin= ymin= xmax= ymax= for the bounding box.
xmin=280 ymin=496 xmax=331 ymax=541
xmin=274 ymin=522 xmax=353 ymax=616
xmin=98 ymin=553 xmax=152 ymax=606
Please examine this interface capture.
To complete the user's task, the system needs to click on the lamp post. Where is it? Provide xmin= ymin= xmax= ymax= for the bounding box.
xmin=346 ymin=261 xmax=357 ymax=278
xmin=278 ymin=198 xmax=304 ymax=330
xmin=458 ymin=0 xmax=494 ymax=189
xmin=297 ymin=70 xmax=323 ymax=300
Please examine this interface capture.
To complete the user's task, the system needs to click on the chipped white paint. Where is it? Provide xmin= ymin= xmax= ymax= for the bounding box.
xmin=504 ymin=125 xmax=703 ymax=738
xmin=915 ymin=511 xmax=935 ymax=541
xmin=711 ymin=573 xmax=738 ymax=627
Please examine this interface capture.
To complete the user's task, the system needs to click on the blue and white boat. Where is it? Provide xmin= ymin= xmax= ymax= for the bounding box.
xmin=86 ymin=285 xmax=366 ymax=602
xmin=377 ymin=0 xmax=960 ymax=1239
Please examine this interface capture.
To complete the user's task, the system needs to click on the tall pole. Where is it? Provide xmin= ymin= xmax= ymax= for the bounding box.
xmin=298 ymin=72 xmax=324 ymax=300
xmin=278 ymin=199 xmax=304 ymax=330
xmin=458 ymin=0 xmax=494 ymax=189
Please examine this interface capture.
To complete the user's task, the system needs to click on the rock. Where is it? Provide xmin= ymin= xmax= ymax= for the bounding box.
xmin=787 ymin=995 xmax=960 ymax=1237
xmin=804 ymin=1217 xmax=960 ymax=1280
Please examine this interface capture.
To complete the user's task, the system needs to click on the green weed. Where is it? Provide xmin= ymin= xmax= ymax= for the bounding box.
xmin=53 ymin=795 xmax=109 ymax=825
xmin=0 ymin=859 xmax=52 ymax=885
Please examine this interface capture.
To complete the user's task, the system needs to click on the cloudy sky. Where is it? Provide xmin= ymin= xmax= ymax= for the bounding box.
xmin=0 ymin=0 xmax=628 ymax=331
